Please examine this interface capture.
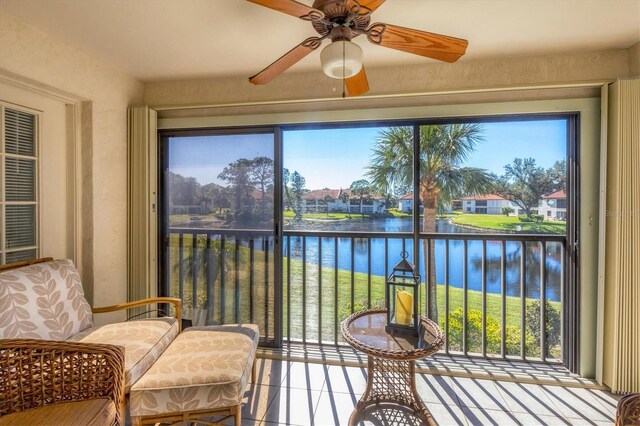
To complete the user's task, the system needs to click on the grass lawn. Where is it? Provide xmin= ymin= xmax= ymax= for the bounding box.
xmin=284 ymin=210 xmax=351 ymax=220
xmin=283 ymin=256 xmax=560 ymax=357
xmin=387 ymin=208 xmax=411 ymax=217
xmin=453 ymin=214 xmax=565 ymax=234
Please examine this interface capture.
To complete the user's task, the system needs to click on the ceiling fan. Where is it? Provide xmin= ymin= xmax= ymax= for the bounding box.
xmin=246 ymin=0 xmax=469 ymax=96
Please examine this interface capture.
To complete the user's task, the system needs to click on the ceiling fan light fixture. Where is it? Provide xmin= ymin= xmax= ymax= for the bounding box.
xmin=320 ymin=40 xmax=363 ymax=79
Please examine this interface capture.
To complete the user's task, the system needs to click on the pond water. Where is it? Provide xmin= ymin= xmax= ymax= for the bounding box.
xmin=284 ymin=218 xmax=563 ymax=302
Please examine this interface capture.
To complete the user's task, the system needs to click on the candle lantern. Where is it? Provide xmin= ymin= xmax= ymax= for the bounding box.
xmin=385 ymin=251 xmax=421 ymax=336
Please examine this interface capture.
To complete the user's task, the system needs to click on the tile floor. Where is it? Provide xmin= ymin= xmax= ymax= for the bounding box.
xmin=230 ymin=358 xmax=621 ymax=426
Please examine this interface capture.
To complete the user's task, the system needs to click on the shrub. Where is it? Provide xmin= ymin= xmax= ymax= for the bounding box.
xmin=502 ymin=207 xmax=515 ymax=216
xmin=445 ymin=308 xmax=536 ymax=356
xmin=518 ymin=214 xmax=534 ymax=222
xmin=525 ymin=299 xmax=561 ymax=357
xmin=532 ymin=214 xmax=545 ymax=222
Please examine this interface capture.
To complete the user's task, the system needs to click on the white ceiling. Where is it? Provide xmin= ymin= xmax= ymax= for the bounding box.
xmin=1 ymin=0 xmax=639 ymax=82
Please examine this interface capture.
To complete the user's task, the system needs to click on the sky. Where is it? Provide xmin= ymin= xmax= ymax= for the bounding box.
xmin=169 ymin=133 xmax=273 ymax=185
xmin=168 ymin=119 xmax=567 ymax=190
xmin=284 ymin=120 xmax=567 ymax=189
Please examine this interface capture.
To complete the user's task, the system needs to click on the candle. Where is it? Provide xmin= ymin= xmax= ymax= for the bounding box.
xmin=395 ymin=290 xmax=413 ymax=325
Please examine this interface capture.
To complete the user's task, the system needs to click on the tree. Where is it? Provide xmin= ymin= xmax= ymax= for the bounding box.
xmin=283 ymin=168 xmax=306 ymax=221
xmin=323 ymin=194 xmax=333 ymax=215
xmin=367 ymin=125 xmax=493 ymax=321
xmin=546 ymin=160 xmax=566 ymax=192
xmin=339 ymin=189 xmax=351 ymax=217
xmin=250 ymin=156 xmax=274 ymax=209
xmin=218 ymin=158 xmax=255 ymax=218
xmin=201 ymin=183 xmax=230 ymax=214
xmin=350 ymin=179 xmax=372 ymax=215
xmin=168 ymin=172 xmax=200 ymax=207
xmin=493 ymin=158 xmax=556 ymax=218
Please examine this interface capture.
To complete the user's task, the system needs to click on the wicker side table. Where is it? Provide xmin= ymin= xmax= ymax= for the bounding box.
xmin=341 ymin=308 xmax=444 ymax=426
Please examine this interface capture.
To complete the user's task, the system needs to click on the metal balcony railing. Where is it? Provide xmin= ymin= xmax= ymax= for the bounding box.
xmin=165 ymin=228 xmax=565 ymax=363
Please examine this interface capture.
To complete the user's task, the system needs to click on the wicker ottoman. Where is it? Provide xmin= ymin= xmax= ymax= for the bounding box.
xmin=129 ymin=324 xmax=259 ymax=426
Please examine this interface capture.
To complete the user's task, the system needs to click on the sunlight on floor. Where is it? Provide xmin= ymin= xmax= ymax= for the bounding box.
xmin=218 ymin=358 xmax=619 ymax=425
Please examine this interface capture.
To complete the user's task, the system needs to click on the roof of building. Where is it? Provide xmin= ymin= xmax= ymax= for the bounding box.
xmin=302 ymin=189 xmax=342 ymax=201
xmin=462 ymin=194 xmax=507 ymax=201
xmin=542 ymin=190 xmax=566 ymax=199
xmin=400 ymin=193 xmax=413 ymax=200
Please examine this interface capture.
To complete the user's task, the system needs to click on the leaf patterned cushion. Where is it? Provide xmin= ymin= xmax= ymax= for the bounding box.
xmin=0 ymin=259 xmax=93 ymax=340
xmin=129 ymin=324 xmax=259 ymax=417
xmin=67 ymin=317 xmax=180 ymax=391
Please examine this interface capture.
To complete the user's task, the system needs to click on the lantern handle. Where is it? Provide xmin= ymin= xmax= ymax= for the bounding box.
xmin=401 ymin=250 xmax=409 ymax=259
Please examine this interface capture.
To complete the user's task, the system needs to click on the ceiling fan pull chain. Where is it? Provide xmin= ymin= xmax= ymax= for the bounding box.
xmin=342 ymin=39 xmax=346 ymax=98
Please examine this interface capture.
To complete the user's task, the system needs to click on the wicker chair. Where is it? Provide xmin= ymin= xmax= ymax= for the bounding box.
xmin=616 ymin=393 xmax=640 ymax=426
xmin=0 ymin=339 xmax=125 ymax=426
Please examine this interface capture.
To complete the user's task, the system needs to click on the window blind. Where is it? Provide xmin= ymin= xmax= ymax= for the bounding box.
xmin=4 ymin=109 xmax=36 ymax=156
xmin=1 ymin=105 xmax=38 ymax=264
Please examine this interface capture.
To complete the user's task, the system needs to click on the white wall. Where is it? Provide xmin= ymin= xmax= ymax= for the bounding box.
xmin=0 ymin=11 xmax=144 ymax=323
xmin=628 ymin=42 xmax=640 ymax=76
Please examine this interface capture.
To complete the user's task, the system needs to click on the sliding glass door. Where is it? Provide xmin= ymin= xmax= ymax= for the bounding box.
xmin=158 ymin=129 xmax=280 ymax=345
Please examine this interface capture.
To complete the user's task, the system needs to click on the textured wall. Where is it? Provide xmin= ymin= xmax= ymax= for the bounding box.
xmin=144 ymin=49 xmax=630 ymax=106
xmin=629 ymin=42 xmax=640 ymax=76
xmin=0 ymin=11 xmax=144 ymax=323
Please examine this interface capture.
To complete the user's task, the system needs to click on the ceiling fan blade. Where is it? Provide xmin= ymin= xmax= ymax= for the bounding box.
xmin=346 ymin=66 xmax=369 ymax=96
xmin=249 ymin=37 xmax=323 ymax=85
xmin=247 ymin=0 xmax=325 ymax=21
xmin=368 ymin=23 xmax=468 ymax=63
xmin=348 ymin=0 xmax=386 ymax=14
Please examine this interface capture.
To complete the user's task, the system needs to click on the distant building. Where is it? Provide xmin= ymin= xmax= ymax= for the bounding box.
xmin=397 ymin=194 xmax=415 ymax=212
xmin=302 ymin=189 xmax=385 ymax=214
xmin=169 ymin=199 xmax=213 ymax=215
xmin=462 ymin=194 xmax=517 ymax=214
xmin=397 ymin=193 xmax=451 ymax=213
xmin=539 ymin=190 xmax=567 ymax=220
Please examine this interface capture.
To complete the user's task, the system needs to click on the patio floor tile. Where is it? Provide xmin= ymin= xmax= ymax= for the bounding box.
xmin=450 ymin=377 xmax=511 ymax=412
xmin=262 ymin=387 xmax=322 ymax=426
xmin=323 ymin=365 xmax=368 ymax=395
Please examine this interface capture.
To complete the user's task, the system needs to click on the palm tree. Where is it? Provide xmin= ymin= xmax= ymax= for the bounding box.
xmin=367 ymin=124 xmax=494 ymax=322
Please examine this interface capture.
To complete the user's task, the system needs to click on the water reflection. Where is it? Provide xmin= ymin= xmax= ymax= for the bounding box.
xmin=285 ymin=219 xmax=563 ymax=301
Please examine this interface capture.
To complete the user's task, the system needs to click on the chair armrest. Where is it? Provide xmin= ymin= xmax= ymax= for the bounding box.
xmin=92 ymin=297 xmax=182 ymax=331
xmin=617 ymin=393 xmax=640 ymax=425
xmin=0 ymin=256 xmax=53 ymax=271
xmin=0 ymin=339 xmax=125 ymax=425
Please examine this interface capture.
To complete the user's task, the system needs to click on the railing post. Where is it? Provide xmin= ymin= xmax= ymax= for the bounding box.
xmin=444 ymin=239 xmax=449 ymax=354
xmin=302 ymin=236 xmax=307 ymax=343
xmin=249 ymin=238 xmax=255 ymax=324
xmin=334 ymin=237 xmax=339 ymax=345
xmin=520 ymin=241 xmax=526 ymax=359
xmin=220 ymin=236 xmax=226 ymax=323
xmin=482 ymin=239 xmax=487 ymax=357
xmin=350 ymin=237 xmax=355 ymax=314
xmin=206 ymin=236 xmax=214 ymax=325
xmin=318 ymin=237 xmax=323 ymax=344
xmin=463 ymin=239 xmax=468 ymax=355
xmin=286 ymin=236 xmax=291 ymax=342
xmin=501 ymin=241 xmax=507 ymax=358
xmin=178 ymin=233 xmax=184 ymax=308
xmin=540 ymin=241 xmax=547 ymax=361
